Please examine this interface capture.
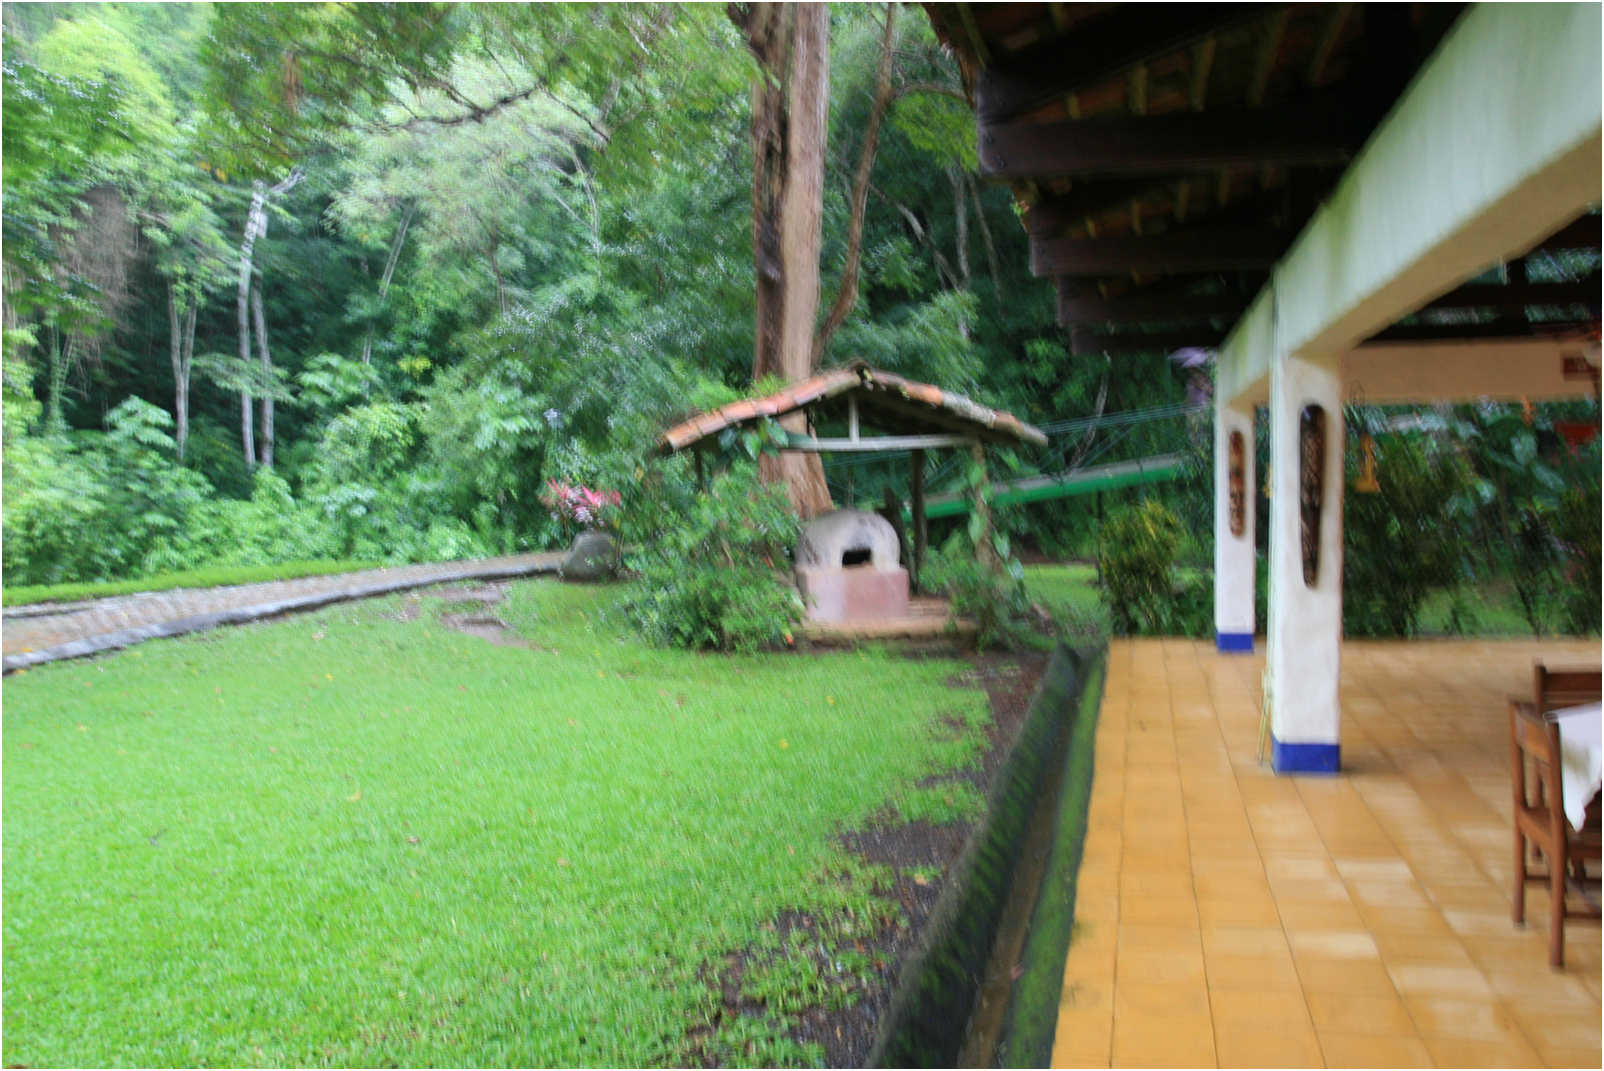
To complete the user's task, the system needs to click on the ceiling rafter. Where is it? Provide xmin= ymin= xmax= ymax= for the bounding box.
xmin=973 ymin=3 xmax=1264 ymax=123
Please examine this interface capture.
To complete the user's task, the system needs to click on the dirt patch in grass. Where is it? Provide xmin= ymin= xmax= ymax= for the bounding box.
xmin=689 ymin=650 xmax=1049 ymax=1067
xmin=422 ymin=583 xmax=544 ymax=649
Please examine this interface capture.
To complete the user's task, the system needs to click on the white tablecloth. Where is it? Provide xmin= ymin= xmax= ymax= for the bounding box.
xmin=1552 ymin=702 xmax=1603 ymax=831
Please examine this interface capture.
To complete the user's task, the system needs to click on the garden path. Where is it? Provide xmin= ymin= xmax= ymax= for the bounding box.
xmin=1 ymin=552 xmax=564 ymax=673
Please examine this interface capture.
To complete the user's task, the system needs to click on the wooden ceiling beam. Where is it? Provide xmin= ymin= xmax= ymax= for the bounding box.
xmin=1059 ymin=286 xmax=1250 ymax=325
xmin=1069 ymin=326 xmax=1225 ymax=356
xmin=1031 ymin=227 xmax=1288 ymax=276
xmin=974 ymin=4 xmax=1264 ymax=123
xmin=1532 ymin=213 xmax=1601 ymax=252
xmin=1367 ymin=319 xmax=1599 ymax=345
xmin=978 ymin=97 xmax=1361 ymax=180
xmin=1423 ymin=278 xmax=1601 ymax=313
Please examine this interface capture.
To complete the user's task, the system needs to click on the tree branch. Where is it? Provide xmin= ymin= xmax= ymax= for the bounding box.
xmin=812 ymin=3 xmax=898 ymax=366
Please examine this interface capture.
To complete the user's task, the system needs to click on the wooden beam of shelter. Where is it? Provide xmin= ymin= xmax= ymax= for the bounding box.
xmin=979 ymin=100 xmax=1360 ymax=180
xmin=783 ymin=433 xmax=976 ymax=453
xmin=1031 ymin=227 xmax=1287 ymax=276
xmin=974 ymin=4 xmax=1264 ymax=123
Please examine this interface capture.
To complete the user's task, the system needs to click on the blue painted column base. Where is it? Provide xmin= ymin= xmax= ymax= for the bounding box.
xmin=1215 ymin=631 xmax=1254 ymax=653
xmin=1272 ymin=738 xmax=1341 ymax=774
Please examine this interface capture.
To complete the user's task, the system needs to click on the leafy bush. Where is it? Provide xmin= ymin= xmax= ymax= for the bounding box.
xmin=622 ymin=464 xmax=803 ymax=653
xmin=1343 ymin=435 xmax=1470 ymax=637
xmin=1096 ymin=499 xmax=1207 ymax=635
xmin=2 ymin=399 xmax=212 ymax=585
xmin=922 ymin=538 xmax=1039 ymax=650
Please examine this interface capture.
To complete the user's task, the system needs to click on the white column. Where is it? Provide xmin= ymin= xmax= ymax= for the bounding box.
xmin=1213 ymin=401 xmax=1256 ymax=652
xmin=1266 ymin=350 xmax=1344 ymax=774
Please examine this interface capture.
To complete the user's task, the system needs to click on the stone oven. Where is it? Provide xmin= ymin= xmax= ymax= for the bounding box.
xmin=794 ymin=509 xmax=908 ymax=622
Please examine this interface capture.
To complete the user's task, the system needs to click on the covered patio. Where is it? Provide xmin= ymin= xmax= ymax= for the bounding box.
xmin=1057 ymin=637 xmax=1600 ymax=1068
xmin=920 ymin=3 xmax=1601 ymax=1066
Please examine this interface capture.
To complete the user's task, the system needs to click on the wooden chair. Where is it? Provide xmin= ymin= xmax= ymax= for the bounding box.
xmin=1533 ymin=664 xmax=1603 ymax=715
xmin=1510 ymin=698 xmax=1602 ymax=967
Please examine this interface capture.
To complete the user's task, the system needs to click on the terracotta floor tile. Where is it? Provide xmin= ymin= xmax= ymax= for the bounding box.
xmin=1117 ymin=922 xmax=1202 ymax=949
xmin=1213 ymin=1025 xmax=1324 ymax=1068
xmin=1112 ymin=980 xmax=1210 ymax=1017
xmin=1304 ymin=989 xmax=1416 ymax=1035
xmin=1373 ymin=930 xmax=1474 ymax=965
xmin=1117 ymin=894 xmax=1199 ymax=928
xmin=1276 ymin=900 xmax=1369 ymax=933
xmin=1386 ymin=962 xmax=1496 ymax=998
xmin=1110 ymin=1015 xmax=1215 ymax=1069
xmin=1356 ymin=903 xmax=1455 ymax=936
xmin=1293 ymin=956 xmax=1398 ymax=995
xmin=1204 ymin=951 xmax=1302 ymax=991
xmin=1197 ymin=894 xmax=1282 ymax=927
xmin=1535 ymin=1043 xmax=1603 ymax=1069
xmin=1420 ymin=1034 xmax=1543 ymax=1068
xmin=1347 ymin=879 xmax=1434 ymax=911
xmin=1315 ymin=1030 xmax=1433 ymax=1068
xmin=1118 ymin=869 xmax=1194 ymax=898
xmin=1271 ymin=877 xmax=1356 ymax=904
xmin=1287 ymin=931 xmax=1382 ymax=960
xmin=1402 ymin=995 xmax=1528 ymax=1042
xmin=1481 ymin=964 xmax=1597 ymax=1007
xmin=1209 ymin=988 xmax=1316 ymax=1034
xmin=1506 ymin=1005 xmax=1601 ymax=1050
xmin=1117 ymin=944 xmax=1206 ymax=986
xmin=1201 ymin=925 xmax=1293 ymax=959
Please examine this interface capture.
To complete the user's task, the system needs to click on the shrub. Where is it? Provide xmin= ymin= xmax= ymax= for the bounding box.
xmin=622 ymin=464 xmax=803 ymax=653
xmin=922 ymin=538 xmax=1037 ymax=650
xmin=1096 ymin=499 xmax=1198 ymax=635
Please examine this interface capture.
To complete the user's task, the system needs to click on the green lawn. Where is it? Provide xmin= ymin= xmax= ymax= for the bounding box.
xmin=1022 ymin=563 xmax=1110 ymax=632
xmin=2 ymin=581 xmax=992 ymax=1067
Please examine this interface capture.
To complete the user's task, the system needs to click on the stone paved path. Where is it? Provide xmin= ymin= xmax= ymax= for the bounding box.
xmin=2 ymin=552 xmax=565 ymax=672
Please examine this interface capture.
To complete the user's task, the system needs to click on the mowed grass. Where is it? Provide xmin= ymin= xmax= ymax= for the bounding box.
xmin=1021 ymin=563 xmax=1110 ymax=631
xmin=2 ymin=581 xmax=991 ymax=1067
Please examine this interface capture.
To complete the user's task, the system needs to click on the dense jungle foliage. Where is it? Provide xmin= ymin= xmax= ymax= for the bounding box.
xmin=2 ymin=3 xmax=1597 ymax=640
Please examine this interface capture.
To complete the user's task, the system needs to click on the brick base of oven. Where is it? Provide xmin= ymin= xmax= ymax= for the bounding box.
xmin=796 ymin=566 xmax=910 ymax=622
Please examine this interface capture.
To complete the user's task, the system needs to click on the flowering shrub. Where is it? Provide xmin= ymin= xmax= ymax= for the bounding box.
xmin=541 ymin=480 xmax=622 ymax=538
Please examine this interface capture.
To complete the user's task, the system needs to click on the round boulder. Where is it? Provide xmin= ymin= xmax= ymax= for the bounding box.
xmin=560 ymin=529 xmax=619 ymax=581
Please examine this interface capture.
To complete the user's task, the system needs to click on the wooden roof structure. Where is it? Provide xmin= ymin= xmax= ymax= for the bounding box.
xmin=922 ymin=3 xmax=1600 ymax=357
xmin=656 ymin=361 xmax=1047 ymax=455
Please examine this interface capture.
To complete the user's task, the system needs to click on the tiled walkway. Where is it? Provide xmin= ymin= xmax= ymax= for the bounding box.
xmin=2 ymin=552 xmax=564 ymax=671
xmin=1053 ymin=637 xmax=1602 ymax=1069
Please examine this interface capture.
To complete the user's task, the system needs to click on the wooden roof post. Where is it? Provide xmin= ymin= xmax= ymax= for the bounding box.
xmin=969 ymin=439 xmax=1000 ymax=574
xmin=910 ymin=448 xmax=927 ymax=591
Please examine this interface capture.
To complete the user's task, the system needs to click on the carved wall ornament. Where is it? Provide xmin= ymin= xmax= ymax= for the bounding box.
xmin=1227 ymin=430 xmax=1246 ymax=538
xmin=1299 ymin=404 xmax=1326 ymax=587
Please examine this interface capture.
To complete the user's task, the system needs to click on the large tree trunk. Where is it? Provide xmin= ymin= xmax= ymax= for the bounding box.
xmin=252 ymin=284 xmax=274 ymax=468
xmin=733 ymin=1 xmax=833 ymax=518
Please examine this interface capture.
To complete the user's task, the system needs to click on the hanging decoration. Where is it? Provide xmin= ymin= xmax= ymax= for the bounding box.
xmin=1299 ymin=404 xmax=1326 ymax=587
xmin=1228 ymin=430 xmax=1246 ymax=537
xmin=1354 ymin=434 xmax=1381 ymax=494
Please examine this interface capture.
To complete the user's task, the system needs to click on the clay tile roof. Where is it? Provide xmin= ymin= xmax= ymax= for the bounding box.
xmin=656 ymin=362 xmax=1047 ymax=454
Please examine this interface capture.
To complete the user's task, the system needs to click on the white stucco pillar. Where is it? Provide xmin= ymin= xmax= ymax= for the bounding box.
xmin=1213 ymin=401 xmax=1256 ymax=652
xmin=1266 ymin=350 xmax=1344 ymax=773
